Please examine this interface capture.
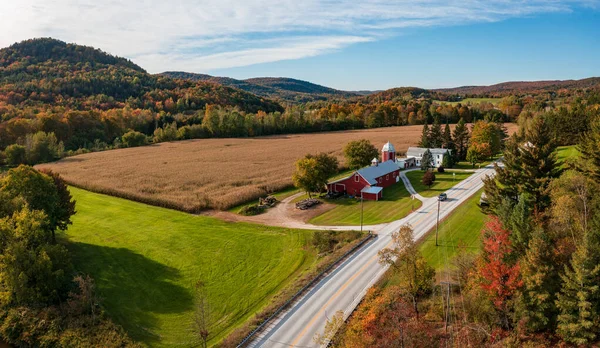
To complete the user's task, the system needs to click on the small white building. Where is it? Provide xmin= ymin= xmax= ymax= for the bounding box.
xmin=397 ymin=147 xmax=452 ymax=168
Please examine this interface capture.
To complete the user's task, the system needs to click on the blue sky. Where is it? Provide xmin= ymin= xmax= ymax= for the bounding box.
xmin=1 ymin=0 xmax=599 ymax=90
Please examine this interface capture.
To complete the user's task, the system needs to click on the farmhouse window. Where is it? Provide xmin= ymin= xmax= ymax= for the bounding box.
xmin=355 ymin=174 xmax=359 ymax=182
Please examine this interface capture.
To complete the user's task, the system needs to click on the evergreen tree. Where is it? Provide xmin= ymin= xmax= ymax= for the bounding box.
xmin=515 ymin=228 xmax=559 ymax=332
xmin=556 ymin=238 xmax=600 ymax=345
xmin=452 ymin=118 xmax=469 ymax=161
xmin=428 ymin=116 xmax=443 ymax=148
xmin=484 ymin=116 xmax=560 ymax=214
xmin=420 ymin=149 xmax=433 ymax=171
xmin=442 ymin=122 xmax=454 ymax=151
xmin=418 ymin=121 xmax=430 ymax=148
xmin=578 ymin=116 xmax=600 ymax=182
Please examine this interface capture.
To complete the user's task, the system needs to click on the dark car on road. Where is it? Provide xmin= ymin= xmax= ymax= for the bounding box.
xmin=438 ymin=193 xmax=447 ymax=201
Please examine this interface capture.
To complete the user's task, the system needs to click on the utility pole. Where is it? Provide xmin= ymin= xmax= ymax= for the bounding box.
xmin=360 ymin=194 xmax=364 ymax=233
xmin=436 ymin=198 xmax=440 ymax=246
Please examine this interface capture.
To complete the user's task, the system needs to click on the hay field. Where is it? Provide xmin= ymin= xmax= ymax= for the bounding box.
xmin=39 ymin=124 xmax=517 ymax=212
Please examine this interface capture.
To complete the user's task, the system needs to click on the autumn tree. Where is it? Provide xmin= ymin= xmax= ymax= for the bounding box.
xmin=452 ymin=118 xmax=470 ymax=161
xmin=378 ymin=224 xmax=435 ymax=319
xmin=292 ymin=153 xmax=338 ymax=197
xmin=422 ymin=170 xmax=435 ymax=189
xmin=477 ymin=217 xmax=522 ymax=329
xmin=313 ymin=310 xmax=344 ymax=345
xmin=468 ymin=120 xmax=500 ymax=161
xmin=343 ymin=139 xmax=378 ymax=170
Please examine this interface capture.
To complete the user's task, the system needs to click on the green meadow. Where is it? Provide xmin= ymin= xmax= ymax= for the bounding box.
xmin=64 ymin=187 xmax=319 ymax=346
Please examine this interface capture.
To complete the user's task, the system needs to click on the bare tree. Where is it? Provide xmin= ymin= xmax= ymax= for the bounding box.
xmin=193 ymin=280 xmax=211 ymax=348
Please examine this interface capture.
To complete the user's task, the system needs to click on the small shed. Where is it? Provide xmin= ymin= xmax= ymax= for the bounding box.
xmin=361 ymin=186 xmax=383 ymax=201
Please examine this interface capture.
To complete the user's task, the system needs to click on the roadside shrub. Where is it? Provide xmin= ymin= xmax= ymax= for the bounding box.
xmin=422 ymin=170 xmax=436 ymax=188
xmin=121 ymin=131 xmax=148 ymax=148
xmin=437 ymin=166 xmax=445 ymax=173
xmin=312 ymin=230 xmax=363 ymax=254
xmin=239 ymin=204 xmax=265 ymax=216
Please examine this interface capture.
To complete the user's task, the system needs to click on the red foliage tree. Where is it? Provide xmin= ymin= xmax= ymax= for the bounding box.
xmin=478 ymin=216 xmax=522 ymax=326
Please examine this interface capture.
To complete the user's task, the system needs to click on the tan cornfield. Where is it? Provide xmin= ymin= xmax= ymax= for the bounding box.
xmin=38 ymin=124 xmax=517 ymax=212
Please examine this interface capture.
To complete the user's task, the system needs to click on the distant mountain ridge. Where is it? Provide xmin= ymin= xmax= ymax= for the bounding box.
xmin=160 ymin=71 xmax=361 ymax=103
xmin=434 ymin=77 xmax=600 ymax=97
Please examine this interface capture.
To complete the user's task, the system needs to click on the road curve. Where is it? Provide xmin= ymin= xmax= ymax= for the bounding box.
xmin=247 ymin=163 xmax=495 ymax=348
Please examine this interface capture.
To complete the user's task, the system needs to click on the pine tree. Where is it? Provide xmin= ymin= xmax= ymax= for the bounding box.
xmin=452 ymin=118 xmax=469 ymax=161
xmin=556 ymin=239 xmax=600 ymax=345
xmin=515 ymin=228 xmax=559 ymax=332
xmin=442 ymin=122 xmax=454 ymax=151
xmin=484 ymin=116 xmax=560 ymax=213
xmin=578 ymin=116 xmax=600 ymax=182
xmin=420 ymin=149 xmax=433 ymax=171
xmin=419 ymin=121 xmax=430 ymax=148
xmin=428 ymin=116 xmax=443 ymax=148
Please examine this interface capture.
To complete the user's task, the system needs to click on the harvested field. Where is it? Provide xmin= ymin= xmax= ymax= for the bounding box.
xmin=38 ymin=124 xmax=517 ymax=212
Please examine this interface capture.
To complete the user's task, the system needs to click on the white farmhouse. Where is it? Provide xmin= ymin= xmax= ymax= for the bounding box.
xmin=396 ymin=147 xmax=451 ymax=168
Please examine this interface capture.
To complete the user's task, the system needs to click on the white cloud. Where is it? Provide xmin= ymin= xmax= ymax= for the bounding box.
xmin=0 ymin=0 xmax=596 ymax=72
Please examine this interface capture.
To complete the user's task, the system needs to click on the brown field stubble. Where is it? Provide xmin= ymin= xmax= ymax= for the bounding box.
xmin=38 ymin=124 xmax=517 ymax=212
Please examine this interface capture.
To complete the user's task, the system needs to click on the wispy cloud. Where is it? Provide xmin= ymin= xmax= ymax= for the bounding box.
xmin=0 ymin=0 xmax=596 ymax=72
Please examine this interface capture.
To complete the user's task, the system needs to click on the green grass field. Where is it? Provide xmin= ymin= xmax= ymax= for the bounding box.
xmin=419 ymin=189 xmax=486 ymax=270
xmin=556 ymin=145 xmax=580 ymax=167
xmin=309 ymin=182 xmax=421 ymax=226
xmin=405 ymin=170 xmax=474 ymax=198
xmin=64 ymin=187 xmax=320 ymax=347
xmin=433 ymin=98 xmax=501 ymax=106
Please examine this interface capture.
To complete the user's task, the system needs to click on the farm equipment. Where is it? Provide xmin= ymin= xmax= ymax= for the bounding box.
xmin=295 ymin=198 xmax=321 ymax=210
xmin=259 ymin=195 xmax=278 ymax=207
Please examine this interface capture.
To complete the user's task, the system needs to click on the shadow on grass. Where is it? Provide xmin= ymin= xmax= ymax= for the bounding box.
xmin=68 ymin=242 xmax=194 ymax=345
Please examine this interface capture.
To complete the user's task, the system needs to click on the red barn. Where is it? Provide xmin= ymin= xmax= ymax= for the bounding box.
xmin=327 ymin=158 xmax=400 ymax=201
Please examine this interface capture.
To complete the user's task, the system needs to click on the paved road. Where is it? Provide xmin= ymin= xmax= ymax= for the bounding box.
xmin=248 ymin=163 xmax=495 ymax=348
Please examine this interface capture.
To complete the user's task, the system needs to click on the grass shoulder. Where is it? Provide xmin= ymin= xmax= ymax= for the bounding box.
xmin=405 ymin=169 xmax=474 ymax=198
xmin=419 ymin=188 xmax=486 ymax=270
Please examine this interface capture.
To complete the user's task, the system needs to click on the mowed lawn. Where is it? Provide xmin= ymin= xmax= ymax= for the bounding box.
xmin=405 ymin=170 xmax=474 ymax=198
xmin=419 ymin=189 xmax=487 ymax=270
xmin=557 ymin=145 xmax=580 ymax=167
xmin=65 ymin=187 xmax=317 ymax=347
xmin=309 ymin=182 xmax=421 ymax=226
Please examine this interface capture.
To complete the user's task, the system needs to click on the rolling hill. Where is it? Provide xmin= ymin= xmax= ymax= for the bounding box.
xmin=0 ymin=38 xmax=284 ymax=114
xmin=435 ymin=77 xmax=600 ymax=97
xmin=161 ymin=71 xmax=360 ymax=103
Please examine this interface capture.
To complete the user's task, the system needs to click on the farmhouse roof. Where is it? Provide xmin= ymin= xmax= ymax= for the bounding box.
xmin=356 ymin=160 xmax=398 ymax=185
xmin=406 ymin=147 xmax=450 ymax=157
xmin=361 ymin=186 xmax=383 ymax=194
xmin=382 ymin=141 xmax=396 ymax=152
